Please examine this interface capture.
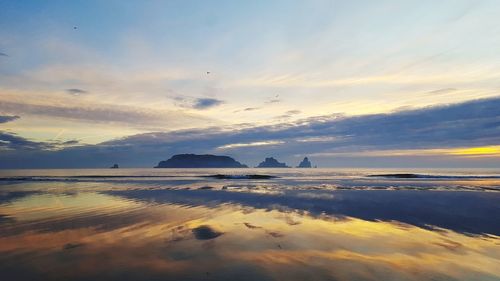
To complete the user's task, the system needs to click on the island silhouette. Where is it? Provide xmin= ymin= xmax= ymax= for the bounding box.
xmin=155 ymin=154 xmax=248 ymax=168
xmin=297 ymin=157 xmax=312 ymax=168
xmin=154 ymin=154 xmax=315 ymax=168
xmin=256 ymin=157 xmax=289 ymax=168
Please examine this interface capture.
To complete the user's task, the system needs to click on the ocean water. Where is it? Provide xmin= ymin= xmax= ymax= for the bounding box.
xmin=0 ymin=168 xmax=499 ymax=281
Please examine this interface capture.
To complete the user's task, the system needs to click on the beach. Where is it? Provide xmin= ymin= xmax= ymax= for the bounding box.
xmin=0 ymin=168 xmax=499 ymax=281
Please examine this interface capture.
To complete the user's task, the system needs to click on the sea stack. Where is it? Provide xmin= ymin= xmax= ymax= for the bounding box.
xmin=155 ymin=154 xmax=248 ymax=168
xmin=297 ymin=157 xmax=312 ymax=168
xmin=256 ymin=157 xmax=289 ymax=168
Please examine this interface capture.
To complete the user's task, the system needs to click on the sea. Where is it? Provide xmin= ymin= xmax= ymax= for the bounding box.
xmin=0 ymin=168 xmax=499 ymax=281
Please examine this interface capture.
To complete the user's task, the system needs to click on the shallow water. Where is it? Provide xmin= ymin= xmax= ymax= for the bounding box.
xmin=1 ymin=167 xmax=500 ymax=191
xmin=0 ymin=168 xmax=499 ymax=280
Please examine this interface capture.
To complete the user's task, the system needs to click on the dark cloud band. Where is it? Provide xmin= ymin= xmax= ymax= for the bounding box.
xmin=1 ymin=97 xmax=499 ymax=168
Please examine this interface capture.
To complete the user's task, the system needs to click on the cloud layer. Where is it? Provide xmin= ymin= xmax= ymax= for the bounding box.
xmin=0 ymin=100 xmax=214 ymax=129
xmin=1 ymin=97 xmax=499 ymax=168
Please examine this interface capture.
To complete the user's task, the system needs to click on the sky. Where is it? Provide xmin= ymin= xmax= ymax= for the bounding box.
xmin=1 ymin=0 xmax=500 ymax=168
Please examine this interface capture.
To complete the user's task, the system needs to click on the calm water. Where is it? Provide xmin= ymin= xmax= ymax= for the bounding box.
xmin=0 ymin=168 xmax=499 ymax=281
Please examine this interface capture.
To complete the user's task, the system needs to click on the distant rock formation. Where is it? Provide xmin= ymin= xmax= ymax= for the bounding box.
xmin=110 ymin=164 xmax=119 ymax=169
xmin=155 ymin=154 xmax=248 ymax=168
xmin=297 ymin=157 xmax=312 ymax=168
xmin=256 ymin=157 xmax=289 ymax=168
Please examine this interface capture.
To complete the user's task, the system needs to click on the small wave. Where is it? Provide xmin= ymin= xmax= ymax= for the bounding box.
xmin=0 ymin=174 xmax=278 ymax=182
xmin=0 ymin=175 xmax=177 ymax=182
xmin=0 ymin=177 xmax=78 ymax=182
xmin=368 ymin=173 xmax=500 ymax=179
xmin=203 ymin=174 xmax=277 ymax=179
xmin=68 ymin=175 xmax=178 ymax=178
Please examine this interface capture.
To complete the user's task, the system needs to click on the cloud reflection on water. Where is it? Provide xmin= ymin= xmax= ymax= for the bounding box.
xmin=109 ymin=189 xmax=500 ymax=236
xmin=0 ymin=189 xmax=499 ymax=281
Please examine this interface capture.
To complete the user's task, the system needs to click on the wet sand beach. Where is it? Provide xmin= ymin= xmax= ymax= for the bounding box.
xmin=0 ymin=168 xmax=499 ymax=281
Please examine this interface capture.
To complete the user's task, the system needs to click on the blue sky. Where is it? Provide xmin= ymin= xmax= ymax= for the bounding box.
xmin=1 ymin=0 xmax=500 ymax=167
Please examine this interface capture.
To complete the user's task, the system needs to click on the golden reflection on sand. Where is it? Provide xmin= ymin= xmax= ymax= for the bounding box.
xmin=0 ymin=192 xmax=499 ymax=281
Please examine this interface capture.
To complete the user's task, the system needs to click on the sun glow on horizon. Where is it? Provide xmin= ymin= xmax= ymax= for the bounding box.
xmin=310 ymin=146 xmax=500 ymax=158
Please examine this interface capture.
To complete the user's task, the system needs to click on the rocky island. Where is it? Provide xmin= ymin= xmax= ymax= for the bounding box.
xmin=155 ymin=154 xmax=248 ymax=168
xmin=256 ymin=157 xmax=289 ymax=168
xmin=297 ymin=157 xmax=312 ymax=168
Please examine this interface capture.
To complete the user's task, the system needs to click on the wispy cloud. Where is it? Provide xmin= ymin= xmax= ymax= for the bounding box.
xmin=193 ymin=98 xmax=224 ymax=110
xmin=66 ymin=88 xmax=88 ymax=96
xmin=266 ymin=99 xmax=281 ymax=104
xmin=0 ymin=131 xmax=52 ymax=151
xmin=234 ymin=70 xmax=500 ymax=88
xmin=233 ymin=107 xmax=261 ymax=113
xmin=173 ymin=96 xmax=224 ymax=110
xmin=60 ymin=139 xmax=79 ymax=145
xmin=0 ymin=115 xmax=20 ymax=124
xmin=275 ymin=110 xmax=301 ymax=119
xmin=0 ymin=100 xmax=213 ymax=129
xmin=295 ymin=136 xmax=341 ymax=143
xmin=425 ymin=88 xmax=457 ymax=95
xmin=244 ymin=107 xmax=260 ymax=111
xmin=0 ymin=131 xmax=82 ymax=152
xmin=217 ymin=140 xmax=285 ymax=150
